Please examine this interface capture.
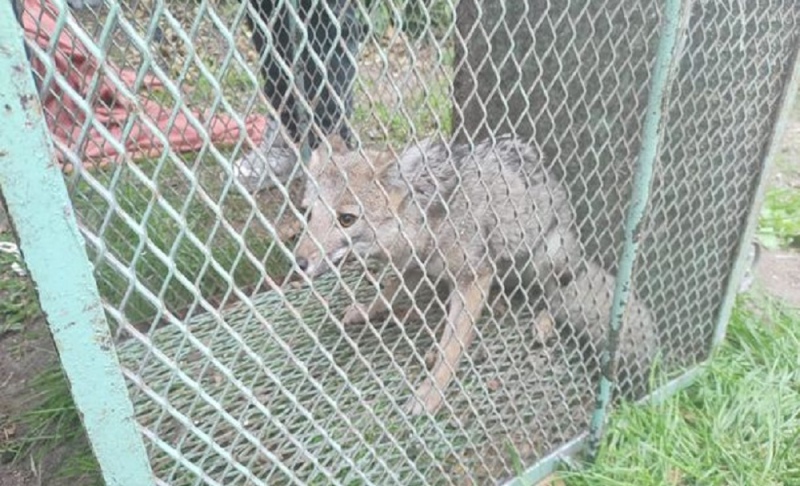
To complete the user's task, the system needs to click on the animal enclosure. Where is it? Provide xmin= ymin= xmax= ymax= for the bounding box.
xmin=1 ymin=0 xmax=798 ymax=484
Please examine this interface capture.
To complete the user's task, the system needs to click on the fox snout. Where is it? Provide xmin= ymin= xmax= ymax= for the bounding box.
xmin=293 ymin=237 xmax=325 ymax=277
xmin=293 ymin=233 xmax=351 ymax=278
xmin=295 ymin=256 xmax=309 ymax=273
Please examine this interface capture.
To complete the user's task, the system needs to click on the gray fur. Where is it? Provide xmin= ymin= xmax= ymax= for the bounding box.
xmin=381 ymin=136 xmax=579 ymax=288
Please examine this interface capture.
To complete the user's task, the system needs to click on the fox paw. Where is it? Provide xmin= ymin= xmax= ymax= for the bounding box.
xmin=403 ymin=380 xmax=445 ymax=416
xmin=342 ymin=303 xmax=371 ymax=325
xmin=343 ymin=302 xmax=391 ymax=325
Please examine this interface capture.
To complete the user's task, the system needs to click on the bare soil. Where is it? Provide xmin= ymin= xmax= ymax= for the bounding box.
xmin=755 ymin=249 xmax=800 ymax=308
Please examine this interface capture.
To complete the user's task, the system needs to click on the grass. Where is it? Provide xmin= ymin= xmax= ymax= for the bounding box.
xmin=758 ymin=187 xmax=800 ymax=250
xmin=0 ymin=236 xmax=39 ymax=336
xmin=69 ymin=153 xmax=293 ymax=326
xmin=352 ymin=71 xmax=453 ymax=146
xmin=0 ymin=230 xmax=101 ymax=482
xmin=6 ymin=369 xmax=103 ymax=486
xmin=561 ymin=294 xmax=800 ymax=485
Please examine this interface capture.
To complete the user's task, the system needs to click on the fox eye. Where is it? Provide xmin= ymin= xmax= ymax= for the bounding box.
xmin=337 ymin=213 xmax=358 ymax=228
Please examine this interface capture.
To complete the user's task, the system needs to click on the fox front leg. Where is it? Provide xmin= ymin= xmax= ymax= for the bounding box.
xmin=342 ymin=274 xmax=399 ymax=325
xmin=404 ymin=272 xmax=492 ymax=415
xmin=342 ymin=270 xmax=423 ymax=325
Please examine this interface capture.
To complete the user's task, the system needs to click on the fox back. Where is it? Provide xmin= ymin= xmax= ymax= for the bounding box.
xmin=295 ymin=136 xmax=581 ymax=288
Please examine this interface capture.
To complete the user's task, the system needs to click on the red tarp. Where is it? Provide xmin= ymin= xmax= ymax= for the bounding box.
xmin=20 ymin=0 xmax=268 ymax=171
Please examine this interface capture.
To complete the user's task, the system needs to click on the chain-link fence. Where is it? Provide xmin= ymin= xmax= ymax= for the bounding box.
xmin=3 ymin=0 xmax=799 ymax=483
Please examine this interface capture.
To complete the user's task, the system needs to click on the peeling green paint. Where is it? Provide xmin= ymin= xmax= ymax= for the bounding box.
xmin=586 ymin=0 xmax=691 ymax=461
xmin=0 ymin=4 xmax=153 ymax=485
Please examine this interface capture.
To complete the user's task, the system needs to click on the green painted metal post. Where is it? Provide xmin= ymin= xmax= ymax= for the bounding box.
xmin=585 ymin=0 xmax=690 ymax=461
xmin=0 ymin=4 xmax=154 ymax=485
xmin=712 ymin=41 xmax=800 ymax=348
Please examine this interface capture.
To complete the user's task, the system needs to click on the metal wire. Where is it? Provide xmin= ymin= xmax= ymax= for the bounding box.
xmin=7 ymin=0 xmax=800 ymax=483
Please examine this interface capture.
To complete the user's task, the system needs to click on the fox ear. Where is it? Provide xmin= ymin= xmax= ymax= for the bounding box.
xmin=375 ymin=155 xmax=403 ymax=192
xmin=374 ymin=155 xmax=410 ymax=211
xmin=308 ymin=146 xmax=327 ymax=173
xmin=309 ymin=135 xmax=352 ymax=171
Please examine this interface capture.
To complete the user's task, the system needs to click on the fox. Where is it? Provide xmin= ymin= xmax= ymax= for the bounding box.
xmin=294 ymin=135 xmax=657 ymax=415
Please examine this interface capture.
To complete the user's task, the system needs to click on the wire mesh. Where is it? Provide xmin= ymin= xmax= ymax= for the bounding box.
xmin=637 ymin=1 xmax=800 ymax=376
xmin=12 ymin=0 xmax=800 ymax=483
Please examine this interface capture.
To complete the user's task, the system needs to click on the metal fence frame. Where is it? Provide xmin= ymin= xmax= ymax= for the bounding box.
xmin=0 ymin=1 xmax=153 ymax=482
xmin=1 ymin=0 xmax=799 ymax=484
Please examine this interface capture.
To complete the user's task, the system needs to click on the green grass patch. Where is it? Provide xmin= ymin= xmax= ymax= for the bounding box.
xmin=5 ymin=366 xmax=102 ymax=485
xmin=69 ymin=153 xmax=292 ymax=326
xmin=353 ymin=73 xmax=452 ymax=145
xmin=562 ymin=294 xmax=800 ymax=485
xmin=0 ymin=236 xmax=39 ymax=335
xmin=757 ymin=187 xmax=800 ymax=250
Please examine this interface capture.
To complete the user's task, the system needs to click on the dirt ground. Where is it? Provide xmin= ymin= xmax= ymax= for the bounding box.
xmin=755 ymin=249 xmax=800 ymax=308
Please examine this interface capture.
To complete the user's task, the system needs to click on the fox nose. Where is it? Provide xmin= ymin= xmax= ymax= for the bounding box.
xmin=296 ymin=256 xmax=309 ymax=272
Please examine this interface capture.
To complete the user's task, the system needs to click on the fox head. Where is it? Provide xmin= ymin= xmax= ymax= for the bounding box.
xmin=293 ymin=144 xmax=408 ymax=278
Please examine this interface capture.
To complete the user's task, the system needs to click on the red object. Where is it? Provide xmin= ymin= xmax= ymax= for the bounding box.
xmin=20 ymin=0 xmax=268 ymax=171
